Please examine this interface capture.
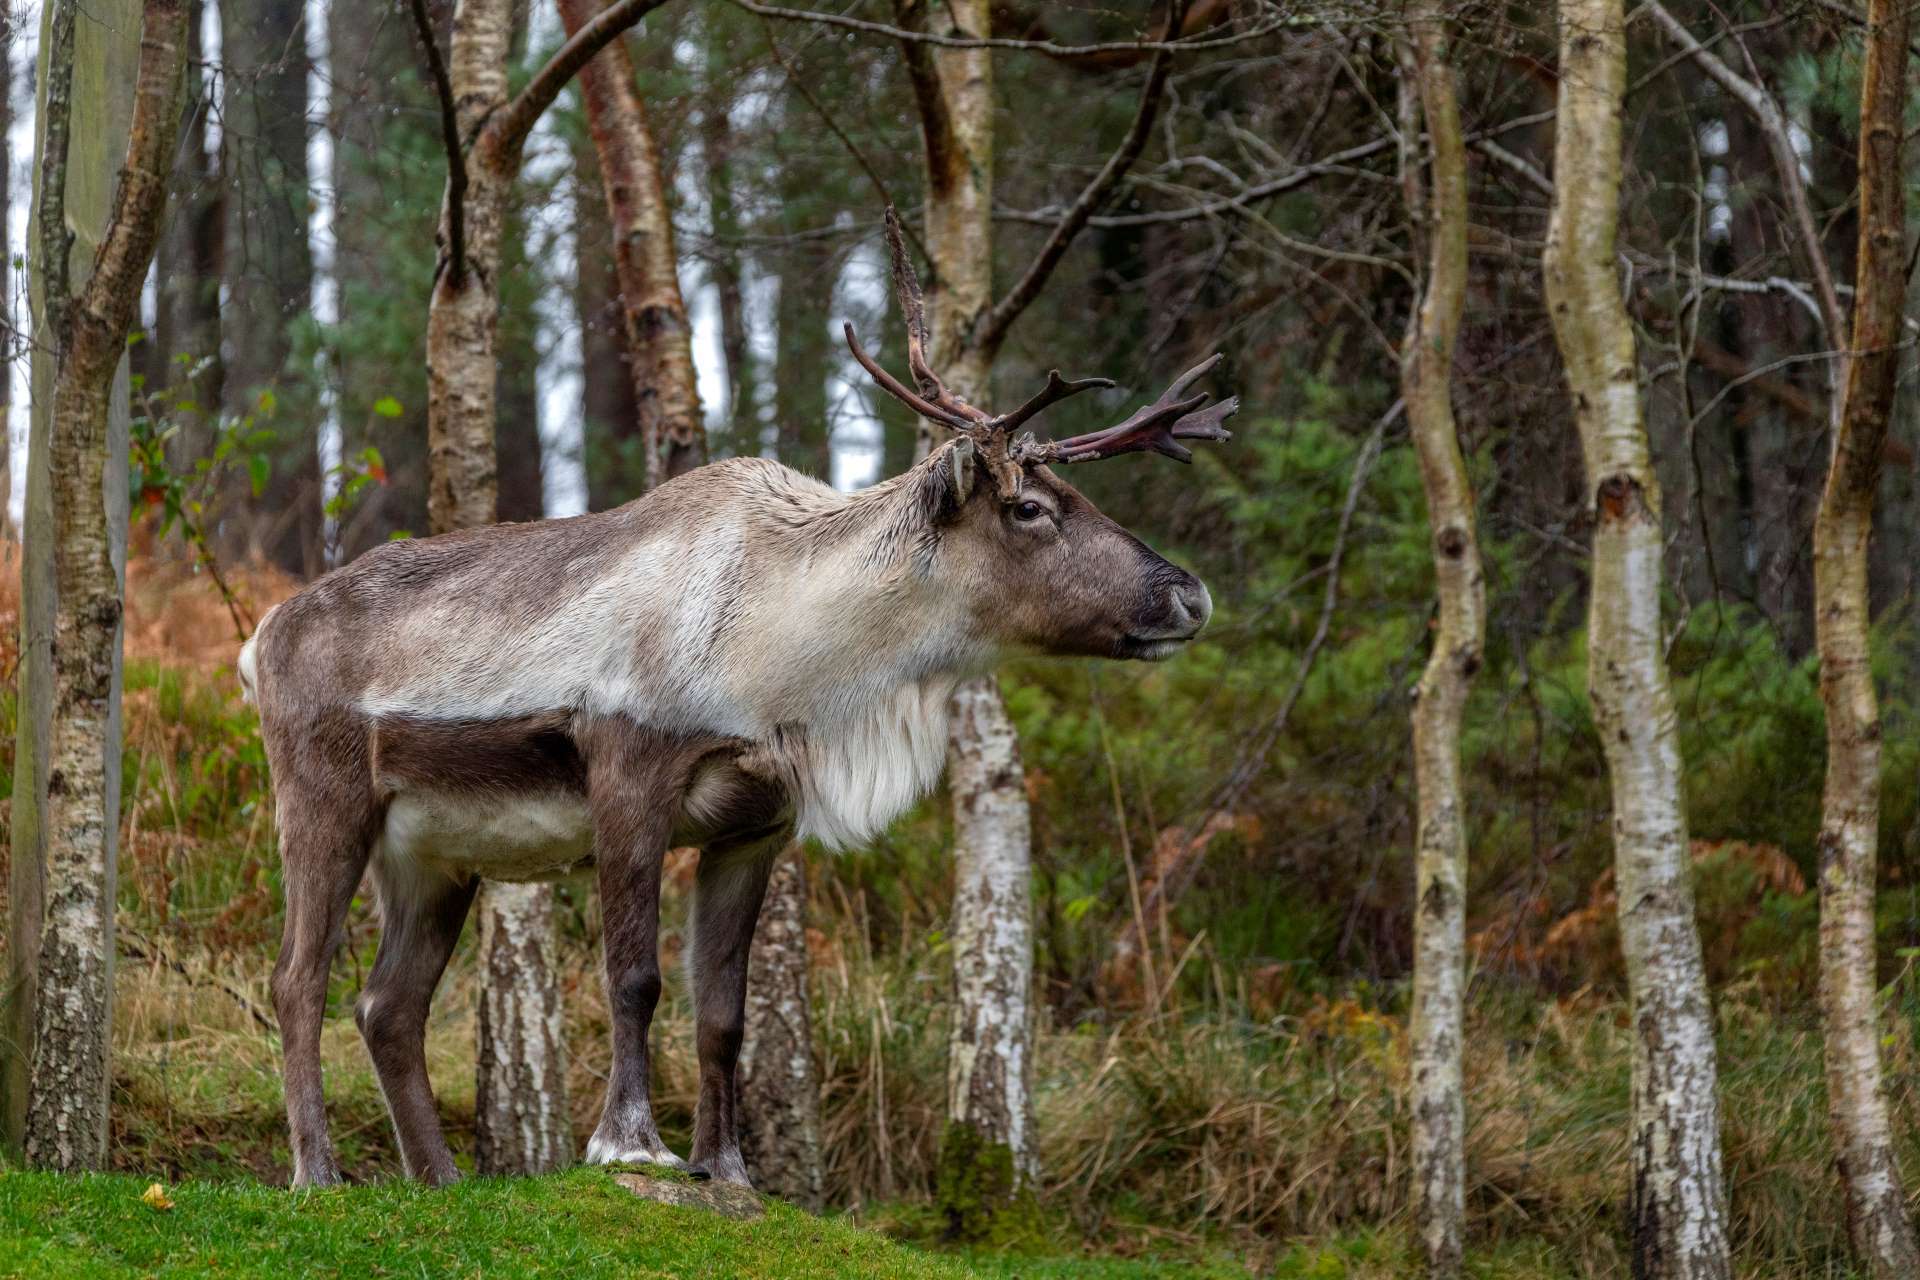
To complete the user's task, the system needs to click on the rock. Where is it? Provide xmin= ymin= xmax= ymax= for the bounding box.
xmin=612 ymin=1171 xmax=765 ymax=1221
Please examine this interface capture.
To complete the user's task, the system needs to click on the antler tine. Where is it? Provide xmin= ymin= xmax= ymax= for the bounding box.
xmin=883 ymin=206 xmax=990 ymax=425
xmin=844 ymin=322 xmax=975 ymax=432
xmin=1036 ymin=355 xmax=1239 ymax=465
xmin=992 ymin=369 xmax=1116 ymax=436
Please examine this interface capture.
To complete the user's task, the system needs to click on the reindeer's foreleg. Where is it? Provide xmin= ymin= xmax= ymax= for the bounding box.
xmin=583 ymin=727 xmax=681 ymax=1168
xmin=686 ymin=827 xmax=785 ymax=1186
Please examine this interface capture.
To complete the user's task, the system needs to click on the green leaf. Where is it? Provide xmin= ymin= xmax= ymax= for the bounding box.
xmin=248 ymin=453 xmax=270 ymax=498
xmin=373 ymin=396 xmax=404 ymax=419
xmin=256 ymin=389 xmax=278 ymax=416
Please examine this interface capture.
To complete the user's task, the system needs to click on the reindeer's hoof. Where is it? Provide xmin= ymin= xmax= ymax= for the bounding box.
xmin=687 ymin=1151 xmax=753 ymax=1189
xmin=585 ymin=1132 xmax=686 ymax=1170
xmin=289 ymin=1164 xmax=346 ymax=1190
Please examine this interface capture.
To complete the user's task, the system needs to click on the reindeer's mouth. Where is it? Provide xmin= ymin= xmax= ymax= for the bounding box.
xmin=1118 ymin=632 xmax=1198 ymax=662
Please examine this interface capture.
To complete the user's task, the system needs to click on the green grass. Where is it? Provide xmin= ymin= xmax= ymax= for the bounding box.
xmin=0 ymin=1168 xmax=1257 ymax=1280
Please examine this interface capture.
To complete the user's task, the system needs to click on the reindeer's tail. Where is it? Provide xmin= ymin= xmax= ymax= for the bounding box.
xmin=237 ymin=604 xmax=278 ymax=706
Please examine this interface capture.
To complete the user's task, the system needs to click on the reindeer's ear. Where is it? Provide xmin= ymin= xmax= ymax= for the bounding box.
xmin=909 ymin=437 xmax=978 ymax=528
xmin=946 ymin=437 xmax=977 ymax=506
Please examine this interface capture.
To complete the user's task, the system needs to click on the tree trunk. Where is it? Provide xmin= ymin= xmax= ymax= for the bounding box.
xmin=893 ymin=0 xmax=1039 ymax=1233
xmin=220 ymin=0 xmax=318 ymax=576
xmin=939 ymin=675 xmax=1037 ymax=1235
xmin=1541 ymin=3 xmax=1730 ymax=1277
xmin=425 ymin=0 xmax=573 ymax=1177
xmin=576 ymin=150 xmax=641 ymax=510
xmin=1812 ymin=3 xmax=1919 ymax=1274
xmin=1401 ymin=8 xmax=1482 ymax=1274
xmin=6 ymin=0 xmax=186 ymax=1170
xmin=329 ymin=4 xmax=429 ymax=553
xmin=700 ymin=22 xmax=751 ymax=445
xmin=474 ymin=878 xmax=571 ymax=1173
xmin=557 ymin=0 xmax=703 ymax=490
xmin=737 ymin=845 xmax=824 ymax=1209
xmin=152 ymin=0 xmax=223 ymax=464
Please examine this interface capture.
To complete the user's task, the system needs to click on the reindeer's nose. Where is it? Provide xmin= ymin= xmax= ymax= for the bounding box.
xmin=1168 ymin=577 xmax=1212 ymax=634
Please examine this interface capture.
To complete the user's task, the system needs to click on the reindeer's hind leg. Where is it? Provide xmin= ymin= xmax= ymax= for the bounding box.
xmin=270 ymin=772 xmax=377 ymax=1188
xmin=356 ymin=860 xmax=477 ymax=1185
xmin=686 ymin=829 xmax=784 ymax=1187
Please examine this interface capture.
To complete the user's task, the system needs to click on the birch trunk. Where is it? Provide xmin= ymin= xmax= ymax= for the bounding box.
xmin=1812 ymin=2 xmax=1918 ymax=1273
xmin=8 ymin=0 xmax=185 ymax=1170
xmin=426 ymin=0 xmax=573 ymax=1177
xmin=1541 ymin=3 xmax=1730 ymax=1275
xmin=1401 ymin=9 xmax=1481 ymax=1274
xmin=894 ymin=0 xmax=1039 ymax=1230
xmin=738 ymin=846 xmax=824 ymax=1209
xmin=940 ymin=675 xmax=1037 ymax=1234
xmin=556 ymin=0 xmax=704 ymax=488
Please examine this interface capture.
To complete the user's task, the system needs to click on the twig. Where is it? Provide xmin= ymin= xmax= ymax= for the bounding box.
xmin=407 ymin=0 xmax=467 ymax=287
xmin=975 ymin=0 xmax=1185 ymax=356
xmin=727 ymin=0 xmax=1300 ymax=56
xmin=759 ymin=16 xmax=928 ymax=263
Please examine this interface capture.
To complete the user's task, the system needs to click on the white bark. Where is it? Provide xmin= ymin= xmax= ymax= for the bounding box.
xmin=7 ymin=0 xmax=179 ymax=1169
xmin=738 ymin=845 xmax=824 ymax=1209
xmin=1542 ymin=3 xmax=1730 ymax=1276
xmin=944 ymin=676 xmax=1035 ymax=1181
xmin=1402 ymin=8 xmax=1481 ymax=1274
xmin=474 ymin=879 xmax=571 ymax=1174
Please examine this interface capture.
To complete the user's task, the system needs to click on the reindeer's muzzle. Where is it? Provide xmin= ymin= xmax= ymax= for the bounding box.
xmin=1119 ymin=570 xmax=1212 ymax=661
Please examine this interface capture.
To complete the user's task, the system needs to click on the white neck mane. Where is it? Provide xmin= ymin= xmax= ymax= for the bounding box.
xmin=784 ymin=674 xmax=959 ymax=851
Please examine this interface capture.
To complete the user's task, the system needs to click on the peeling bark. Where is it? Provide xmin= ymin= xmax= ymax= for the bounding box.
xmin=1401 ymin=7 xmax=1482 ymax=1274
xmin=475 ymin=880 xmax=571 ymax=1174
xmin=943 ymin=677 xmax=1036 ymax=1197
xmin=557 ymin=0 xmax=704 ymax=489
xmin=1812 ymin=3 xmax=1919 ymax=1275
xmin=738 ymin=845 xmax=824 ymax=1210
xmin=1541 ymin=3 xmax=1730 ymax=1277
xmin=10 ymin=0 xmax=187 ymax=1171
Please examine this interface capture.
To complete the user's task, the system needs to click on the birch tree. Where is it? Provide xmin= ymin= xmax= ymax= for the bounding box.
xmin=738 ymin=848 xmax=824 ymax=1208
xmin=4 ymin=0 xmax=187 ymax=1169
xmin=1811 ymin=3 xmax=1918 ymax=1273
xmin=884 ymin=0 xmax=1182 ymax=1232
xmin=1401 ymin=5 xmax=1481 ymax=1272
xmin=407 ymin=0 xmax=672 ymax=1175
xmin=1541 ymin=2 xmax=1729 ymax=1275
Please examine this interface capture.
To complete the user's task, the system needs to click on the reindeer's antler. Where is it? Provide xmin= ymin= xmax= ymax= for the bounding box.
xmin=1020 ymin=355 xmax=1239 ymax=466
xmin=843 ymin=206 xmax=1237 ymax=486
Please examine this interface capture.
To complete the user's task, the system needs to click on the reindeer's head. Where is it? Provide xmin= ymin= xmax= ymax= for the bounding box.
xmin=846 ymin=209 xmax=1237 ymax=663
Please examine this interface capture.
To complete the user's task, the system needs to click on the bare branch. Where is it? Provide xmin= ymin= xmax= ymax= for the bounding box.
xmin=728 ymin=0 xmax=1300 ymax=56
xmin=1642 ymin=1 xmax=1846 ymax=372
xmin=407 ymin=0 xmax=466 ymax=287
xmin=488 ymin=0 xmax=675 ymax=162
xmin=974 ymin=0 xmax=1184 ymax=357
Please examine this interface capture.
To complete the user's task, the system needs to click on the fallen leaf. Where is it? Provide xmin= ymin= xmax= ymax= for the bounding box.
xmin=141 ymin=1182 xmax=174 ymax=1211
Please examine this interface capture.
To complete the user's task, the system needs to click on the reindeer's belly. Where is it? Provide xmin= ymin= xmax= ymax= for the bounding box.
xmin=381 ymin=789 xmax=595 ymax=882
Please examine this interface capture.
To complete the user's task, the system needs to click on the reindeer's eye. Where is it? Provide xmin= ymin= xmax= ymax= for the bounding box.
xmin=1012 ymin=500 xmax=1049 ymax=523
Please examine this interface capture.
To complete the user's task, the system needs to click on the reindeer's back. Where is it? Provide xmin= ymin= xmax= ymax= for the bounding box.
xmin=240 ymin=458 xmax=835 ymax=733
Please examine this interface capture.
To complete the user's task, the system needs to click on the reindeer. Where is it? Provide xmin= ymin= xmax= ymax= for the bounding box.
xmin=241 ymin=210 xmax=1237 ymax=1190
